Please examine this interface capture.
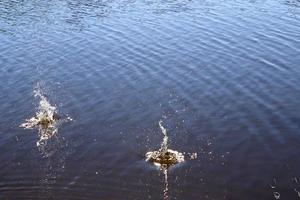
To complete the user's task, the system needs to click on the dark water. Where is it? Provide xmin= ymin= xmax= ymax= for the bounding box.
xmin=1 ymin=0 xmax=300 ymax=199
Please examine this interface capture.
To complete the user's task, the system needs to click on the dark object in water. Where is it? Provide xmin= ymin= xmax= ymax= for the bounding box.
xmin=38 ymin=117 xmax=54 ymax=129
xmin=146 ymin=121 xmax=185 ymax=168
xmin=36 ymin=112 xmax=60 ymax=129
xmin=146 ymin=149 xmax=184 ymax=168
xmin=37 ymin=112 xmax=60 ymax=128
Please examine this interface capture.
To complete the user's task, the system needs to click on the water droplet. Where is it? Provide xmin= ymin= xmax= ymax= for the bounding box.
xmin=273 ymin=192 xmax=280 ymax=199
xmin=294 ymin=189 xmax=300 ymax=197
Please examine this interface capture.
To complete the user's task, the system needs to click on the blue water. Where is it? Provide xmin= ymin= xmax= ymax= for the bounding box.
xmin=0 ymin=0 xmax=300 ymax=199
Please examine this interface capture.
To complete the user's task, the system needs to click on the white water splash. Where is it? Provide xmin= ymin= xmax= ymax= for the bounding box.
xmin=145 ymin=120 xmax=184 ymax=168
xmin=163 ymin=168 xmax=169 ymax=200
xmin=295 ymin=189 xmax=300 ymax=198
xmin=159 ymin=120 xmax=168 ymax=154
xmin=145 ymin=120 xmax=198 ymax=199
xmin=187 ymin=152 xmax=198 ymax=160
xmin=273 ymin=192 xmax=280 ymax=199
xmin=20 ymin=86 xmax=72 ymax=147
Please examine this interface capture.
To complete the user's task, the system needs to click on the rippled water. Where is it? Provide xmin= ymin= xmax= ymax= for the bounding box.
xmin=0 ymin=0 xmax=300 ymax=199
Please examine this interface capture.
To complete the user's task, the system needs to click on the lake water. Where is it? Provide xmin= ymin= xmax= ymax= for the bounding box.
xmin=0 ymin=0 xmax=300 ymax=199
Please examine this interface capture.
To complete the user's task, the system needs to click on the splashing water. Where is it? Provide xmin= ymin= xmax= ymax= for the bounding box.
xmin=145 ymin=120 xmax=199 ymax=199
xmin=159 ymin=120 xmax=168 ymax=154
xmin=163 ymin=168 xmax=169 ymax=200
xmin=20 ymin=86 xmax=72 ymax=147
xmin=145 ymin=120 xmax=185 ymax=199
xmin=145 ymin=120 xmax=184 ymax=169
xmin=273 ymin=192 xmax=280 ymax=199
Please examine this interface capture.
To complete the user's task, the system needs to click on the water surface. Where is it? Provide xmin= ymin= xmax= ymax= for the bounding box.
xmin=0 ymin=0 xmax=300 ymax=199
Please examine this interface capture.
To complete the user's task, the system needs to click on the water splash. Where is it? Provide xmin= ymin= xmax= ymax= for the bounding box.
xmin=295 ymin=189 xmax=300 ymax=197
xmin=145 ymin=120 xmax=199 ymax=199
xmin=145 ymin=120 xmax=186 ymax=199
xmin=20 ymin=85 xmax=72 ymax=147
xmin=163 ymin=169 xmax=169 ymax=200
xmin=273 ymin=192 xmax=280 ymax=199
xmin=146 ymin=120 xmax=184 ymax=169
xmin=159 ymin=120 xmax=168 ymax=154
xmin=270 ymin=178 xmax=280 ymax=200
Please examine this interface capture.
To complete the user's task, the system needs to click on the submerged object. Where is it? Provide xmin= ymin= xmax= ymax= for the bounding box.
xmin=38 ymin=117 xmax=53 ymax=128
xmin=146 ymin=121 xmax=184 ymax=168
xmin=37 ymin=111 xmax=59 ymax=129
